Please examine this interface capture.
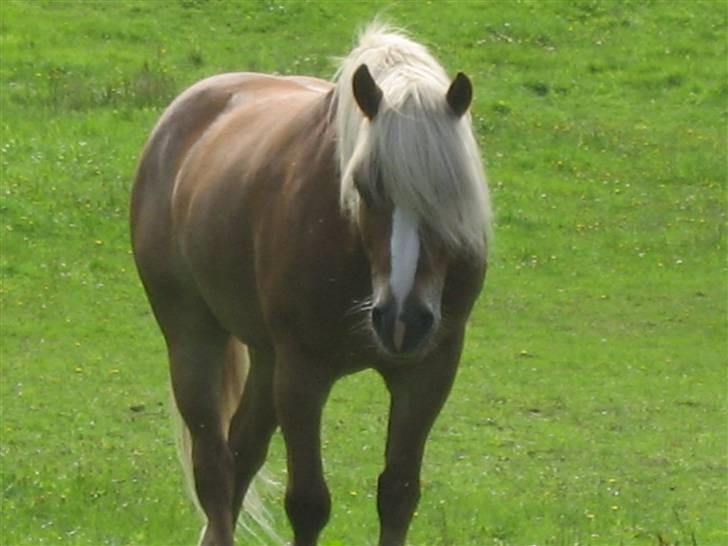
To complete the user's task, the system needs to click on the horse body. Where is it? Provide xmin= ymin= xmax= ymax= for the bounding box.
xmin=132 ymin=25 xmax=490 ymax=546
xmin=134 ymin=74 xmax=350 ymax=349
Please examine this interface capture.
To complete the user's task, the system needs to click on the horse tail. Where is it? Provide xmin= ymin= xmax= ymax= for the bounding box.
xmin=172 ymin=339 xmax=280 ymax=543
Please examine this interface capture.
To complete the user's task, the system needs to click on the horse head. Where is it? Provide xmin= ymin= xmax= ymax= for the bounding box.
xmin=343 ymin=62 xmax=488 ymax=358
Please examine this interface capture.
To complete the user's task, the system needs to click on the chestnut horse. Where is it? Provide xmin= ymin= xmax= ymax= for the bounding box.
xmin=131 ymin=24 xmax=491 ymax=546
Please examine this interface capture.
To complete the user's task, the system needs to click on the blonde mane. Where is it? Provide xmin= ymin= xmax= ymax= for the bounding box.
xmin=333 ymin=23 xmax=492 ymax=257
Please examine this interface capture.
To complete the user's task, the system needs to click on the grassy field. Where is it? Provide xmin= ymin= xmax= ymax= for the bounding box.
xmin=1 ymin=1 xmax=726 ymax=545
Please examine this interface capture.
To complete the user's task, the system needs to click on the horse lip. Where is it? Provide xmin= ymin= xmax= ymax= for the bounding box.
xmin=372 ymin=322 xmax=437 ymax=361
xmin=393 ymin=319 xmax=406 ymax=352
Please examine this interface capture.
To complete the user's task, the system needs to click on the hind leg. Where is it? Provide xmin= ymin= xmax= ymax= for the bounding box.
xmin=228 ymin=347 xmax=279 ymax=521
xmin=167 ymin=313 xmax=236 ymax=546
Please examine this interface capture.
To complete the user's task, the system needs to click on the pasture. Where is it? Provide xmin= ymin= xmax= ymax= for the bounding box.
xmin=1 ymin=1 xmax=726 ymax=545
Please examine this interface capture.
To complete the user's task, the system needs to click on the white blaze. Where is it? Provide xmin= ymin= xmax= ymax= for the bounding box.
xmin=390 ymin=207 xmax=420 ymax=313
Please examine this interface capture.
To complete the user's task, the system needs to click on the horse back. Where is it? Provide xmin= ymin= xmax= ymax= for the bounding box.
xmin=131 ymin=72 xmax=331 ymax=247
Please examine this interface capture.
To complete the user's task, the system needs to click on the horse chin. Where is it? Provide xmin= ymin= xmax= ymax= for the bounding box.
xmin=380 ymin=345 xmax=433 ymax=365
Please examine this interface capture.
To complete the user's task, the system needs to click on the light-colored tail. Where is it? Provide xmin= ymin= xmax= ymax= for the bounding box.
xmin=172 ymin=339 xmax=280 ymax=543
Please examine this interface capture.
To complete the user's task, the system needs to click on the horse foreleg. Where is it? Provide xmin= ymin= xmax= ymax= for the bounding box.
xmin=168 ymin=327 xmax=236 ymax=546
xmin=274 ymin=347 xmax=335 ymax=546
xmin=377 ymin=337 xmax=463 ymax=546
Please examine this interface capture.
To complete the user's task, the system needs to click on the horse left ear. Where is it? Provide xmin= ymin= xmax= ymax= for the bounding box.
xmin=352 ymin=64 xmax=382 ymax=120
xmin=446 ymin=72 xmax=472 ymax=117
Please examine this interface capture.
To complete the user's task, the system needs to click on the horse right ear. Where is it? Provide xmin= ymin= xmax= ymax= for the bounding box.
xmin=352 ymin=64 xmax=382 ymax=120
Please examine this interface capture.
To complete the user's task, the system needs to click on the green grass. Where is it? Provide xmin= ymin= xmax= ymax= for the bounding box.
xmin=1 ymin=1 xmax=726 ymax=545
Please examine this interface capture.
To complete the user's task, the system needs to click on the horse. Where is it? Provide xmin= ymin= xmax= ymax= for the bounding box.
xmin=130 ymin=23 xmax=492 ymax=546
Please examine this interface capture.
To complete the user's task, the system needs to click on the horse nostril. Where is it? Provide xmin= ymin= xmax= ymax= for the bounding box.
xmin=416 ymin=308 xmax=435 ymax=335
xmin=371 ymin=301 xmax=435 ymax=354
xmin=397 ymin=304 xmax=436 ymax=354
xmin=371 ymin=304 xmax=386 ymax=334
xmin=371 ymin=302 xmax=398 ymax=352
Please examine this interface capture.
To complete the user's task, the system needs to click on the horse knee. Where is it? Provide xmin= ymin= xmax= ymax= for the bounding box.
xmin=285 ymin=483 xmax=331 ymax=546
xmin=192 ymin=434 xmax=234 ymax=488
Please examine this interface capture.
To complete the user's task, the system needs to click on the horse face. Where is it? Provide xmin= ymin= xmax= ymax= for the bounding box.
xmin=350 ymin=63 xmax=481 ymax=358
xmin=358 ymin=194 xmax=449 ymax=357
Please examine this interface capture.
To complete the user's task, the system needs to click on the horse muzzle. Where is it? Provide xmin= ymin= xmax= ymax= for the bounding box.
xmin=371 ymin=297 xmax=436 ymax=356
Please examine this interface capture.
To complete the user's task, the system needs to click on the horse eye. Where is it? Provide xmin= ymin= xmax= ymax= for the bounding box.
xmin=355 ymin=173 xmax=388 ymax=209
xmin=354 ymin=176 xmax=374 ymax=207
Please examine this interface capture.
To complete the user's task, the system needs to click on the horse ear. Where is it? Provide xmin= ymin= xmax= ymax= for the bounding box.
xmin=352 ymin=64 xmax=382 ymax=120
xmin=446 ymin=72 xmax=472 ymax=117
